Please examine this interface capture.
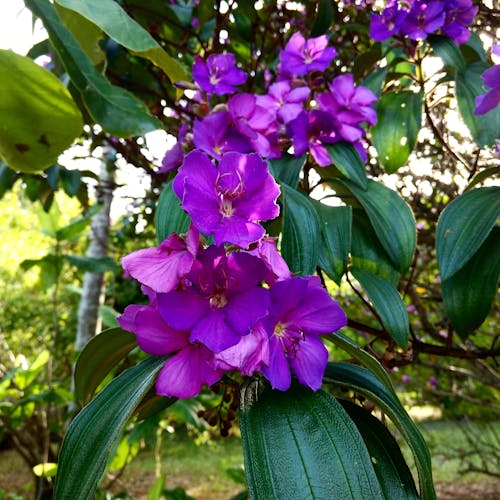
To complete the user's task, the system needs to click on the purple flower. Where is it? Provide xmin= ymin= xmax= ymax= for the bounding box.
xmin=261 ymin=276 xmax=347 ymax=391
xmin=193 ymin=110 xmax=251 ymax=160
xmin=158 ymin=125 xmax=188 ymax=174
xmin=157 ymin=246 xmax=270 ymax=352
xmin=192 ymin=53 xmax=247 ymax=96
xmin=121 ymin=225 xmax=200 ymax=293
xmin=256 ymin=81 xmax=310 ymax=124
xmin=279 ymin=32 xmax=337 ymax=76
xmin=442 ymin=0 xmax=478 ymax=44
xmin=173 ymin=150 xmax=280 ymax=247
xmin=475 ymin=54 xmax=500 ymax=115
xmin=246 ymin=236 xmax=292 ymax=284
xmin=369 ymin=3 xmax=408 ymax=42
xmin=400 ymin=1 xmax=446 ymax=40
xmin=228 ymin=94 xmax=278 ymax=157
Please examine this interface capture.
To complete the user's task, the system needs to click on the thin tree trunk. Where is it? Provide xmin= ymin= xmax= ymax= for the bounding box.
xmin=75 ymin=148 xmax=115 ymax=352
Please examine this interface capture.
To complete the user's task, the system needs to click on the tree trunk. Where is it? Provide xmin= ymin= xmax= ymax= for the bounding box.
xmin=74 ymin=149 xmax=115 ymax=352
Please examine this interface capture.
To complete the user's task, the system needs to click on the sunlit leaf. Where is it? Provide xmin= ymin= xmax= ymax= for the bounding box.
xmin=0 ymin=49 xmax=82 ymax=173
xmin=155 ymin=180 xmax=190 ymax=244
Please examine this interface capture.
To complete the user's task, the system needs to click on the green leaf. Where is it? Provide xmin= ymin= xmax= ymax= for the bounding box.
xmin=147 ymin=474 xmax=167 ymax=500
xmin=340 ymin=401 xmax=419 ymax=500
xmin=239 ymin=381 xmax=383 ymax=499
xmin=464 ymin=166 xmax=499 ymax=192
xmin=54 ymin=356 xmax=166 ymax=500
xmin=0 ymin=49 xmax=83 ymax=174
xmin=268 ymin=154 xmax=306 ymax=189
xmin=351 ymin=210 xmax=400 ymax=286
xmin=60 ymin=168 xmax=82 ymax=196
xmin=315 ymin=203 xmax=352 ymax=284
xmin=428 ymin=34 xmax=466 ymax=73
xmin=372 ymin=90 xmax=423 ymax=173
xmin=56 ymin=204 xmax=101 ymax=241
xmin=99 ymin=305 xmax=120 ymax=329
xmin=55 ymin=0 xmax=187 ymax=85
xmin=74 ymin=327 xmax=137 ymax=405
xmin=341 ymin=179 xmax=416 ymax=274
xmin=324 ymin=331 xmax=396 ymax=394
xmin=65 ymin=255 xmax=116 ymax=273
xmin=26 ymin=0 xmax=162 ymax=137
xmin=281 ymin=184 xmax=320 ymax=275
xmin=0 ymin=162 xmax=18 ymax=199
xmin=155 ymin=180 xmax=190 ymax=244
xmin=323 ymin=362 xmax=436 ymax=500
xmin=311 ymin=0 xmax=334 ymax=37
xmin=351 ymin=267 xmax=409 ymax=349
xmin=442 ymin=228 xmax=500 ymax=338
xmin=436 ymin=186 xmax=500 ymax=280
xmin=326 ymin=142 xmax=368 ymax=189
xmin=363 ymin=66 xmax=388 ymax=97
xmin=456 ymin=61 xmax=500 ymax=146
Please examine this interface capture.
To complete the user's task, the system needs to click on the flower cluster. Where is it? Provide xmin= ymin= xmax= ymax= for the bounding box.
xmin=475 ymin=45 xmax=500 ymax=116
xmin=370 ymin=0 xmax=478 ymax=45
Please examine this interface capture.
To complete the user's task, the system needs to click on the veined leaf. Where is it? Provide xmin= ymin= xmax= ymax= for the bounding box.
xmin=281 ymin=184 xmax=320 ymax=275
xmin=74 ymin=327 xmax=137 ymax=405
xmin=55 ymin=0 xmax=187 ymax=85
xmin=25 ymin=0 xmax=162 ymax=137
xmin=155 ymin=180 xmax=190 ymax=244
xmin=324 ymin=362 xmax=436 ymax=500
xmin=351 ymin=267 xmax=409 ymax=349
xmin=240 ymin=380 xmax=383 ymax=499
xmin=0 ymin=49 xmax=82 ymax=174
xmin=428 ymin=34 xmax=466 ymax=73
xmin=436 ymin=186 xmax=500 ymax=280
xmin=54 ymin=356 xmax=167 ymax=500
xmin=268 ymin=153 xmax=306 ymax=189
xmin=372 ymin=90 xmax=423 ymax=173
xmin=442 ymin=228 xmax=500 ymax=338
xmin=341 ymin=179 xmax=416 ymax=274
xmin=326 ymin=142 xmax=368 ymax=189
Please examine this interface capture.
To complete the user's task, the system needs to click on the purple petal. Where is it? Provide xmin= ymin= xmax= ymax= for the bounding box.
xmin=289 ymin=336 xmax=328 ymax=391
xmin=173 ymin=150 xmax=217 ymax=200
xmin=482 ymin=65 xmax=500 ymax=90
xmin=213 ymin=216 xmax=265 ymax=247
xmin=190 ymin=308 xmax=241 ymax=352
xmin=262 ymin=335 xmax=292 ymax=391
xmin=225 ymin=286 xmax=269 ymax=334
xmin=117 ymin=304 xmax=144 ymax=332
xmin=474 ymin=87 xmax=500 ymax=115
xmin=158 ymin=290 xmax=210 ymax=331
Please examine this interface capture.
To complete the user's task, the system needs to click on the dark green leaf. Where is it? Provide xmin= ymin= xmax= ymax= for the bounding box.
xmin=0 ymin=163 xmax=18 ymax=199
xmin=323 ymin=362 xmax=436 ymax=500
xmin=99 ymin=305 xmax=120 ymax=329
xmin=456 ymin=61 xmax=500 ymax=146
xmin=311 ymin=0 xmax=334 ymax=37
xmin=54 ymin=356 xmax=165 ymax=499
xmin=55 ymin=0 xmax=187 ymax=84
xmin=315 ymin=202 xmax=352 ymax=284
xmin=74 ymin=327 xmax=137 ymax=405
xmin=60 ymin=168 xmax=82 ymax=196
xmin=351 ymin=267 xmax=409 ymax=349
xmin=363 ymin=67 xmax=387 ymax=97
xmin=56 ymin=204 xmax=101 ymax=241
xmin=326 ymin=142 xmax=368 ymax=189
xmin=324 ymin=331 xmax=396 ymax=394
xmin=239 ymin=381 xmax=383 ymax=499
xmin=26 ymin=0 xmax=162 ymax=137
xmin=65 ymin=255 xmax=116 ymax=272
xmin=353 ymin=45 xmax=382 ymax=81
xmin=464 ymin=166 xmax=499 ymax=192
xmin=461 ymin=32 xmax=487 ymax=63
xmin=351 ymin=210 xmax=400 ymax=286
xmin=341 ymin=401 xmax=419 ymax=500
xmin=268 ymin=154 xmax=306 ymax=189
xmin=442 ymin=228 xmax=500 ymax=338
xmin=428 ymin=34 xmax=466 ymax=73
xmin=281 ymin=184 xmax=320 ymax=275
xmin=372 ymin=91 xmax=423 ymax=173
xmin=436 ymin=186 xmax=500 ymax=280
xmin=155 ymin=180 xmax=190 ymax=244
xmin=341 ymin=179 xmax=416 ymax=274
xmin=0 ymin=49 xmax=83 ymax=173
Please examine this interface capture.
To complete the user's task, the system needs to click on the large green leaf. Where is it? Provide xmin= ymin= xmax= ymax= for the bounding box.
xmin=0 ymin=49 xmax=83 ymax=174
xmin=372 ymin=90 xmax=423 ymax=173
xmin=324 ymin=332 xmax=396 ymax=394
xmin=311 ymin=0 xmax=334 ymax=37
xmin=65 ymin=255 xmax=116 ymax=272
xmin=436 ymin=186 xmax=500 ymax=280
xmin=326 ymin=142 xmax=368 ymax=189
xmin=315 ymin=202 xmax=352 ymax=284
xmin=239 ymin=381 xmax=383 ymax=499
xmin=351 ymin=267 xmax=409 ymax=349
xmin=341 ymin=179 xmax=416 ymax=274
xmin=456 ymin=61 xmax=500 ymax=147
xmin=55 ymin=0 xmax=187 ymax=85
xmin=428 ymin=34 xmax=466 ymax=73
xmin=155 ymin=180 xmax=190 ymax=244
xmin=442 ymin=228 xmax=500 ymax=338
xmin=54 ymin=356 xmax=166 ymax=500
xmin=351 ymin=210 xmax=400 ymax=286
xmin=324 ymin=362 xmax=436 ymax=500
xmin=26 ymin=0 xmax=162 ymax=137
xmin=281 ymin=184 xmax=320 ymax=275
xmin=341 ymin=401 xmax=419 ymax=500
xmin=268 ymin=153 xmax=306 ymax=189
xmin=74 ymin=327 xmax=137 ymax=405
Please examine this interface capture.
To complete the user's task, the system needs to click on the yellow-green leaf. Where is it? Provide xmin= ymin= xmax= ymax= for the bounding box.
xmin=0 ymin=50 xmax=83 ymax=174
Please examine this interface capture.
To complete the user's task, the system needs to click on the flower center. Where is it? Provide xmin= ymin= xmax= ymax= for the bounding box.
xmin=274 ymin=322 xmax=287 ymax=338
xmin=210 ymin=293 xmax=228 ymax=309
xmin=219 ymin=197 xmax=234 ymax=217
